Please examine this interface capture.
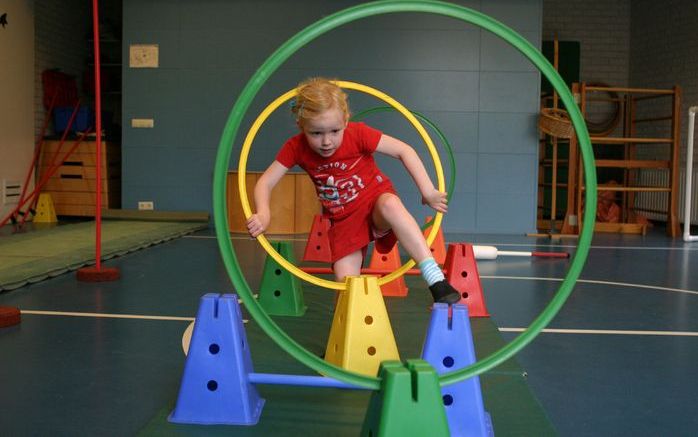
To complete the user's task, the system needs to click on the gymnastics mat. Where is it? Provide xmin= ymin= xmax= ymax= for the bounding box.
xmin=0 ymin=211 xmax=208 ymax=291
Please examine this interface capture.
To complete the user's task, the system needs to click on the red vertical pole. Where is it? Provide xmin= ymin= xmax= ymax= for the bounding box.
xmin=77 ymin=0 xmax=119 ymax=282
xmin=92 ymin=0 xmax=103 ymax=270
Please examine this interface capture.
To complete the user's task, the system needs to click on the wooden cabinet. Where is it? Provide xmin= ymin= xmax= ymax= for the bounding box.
xmin=226 ymin=171 xmax=319 ymax=234
xmin=38 ymin=140 xmax=121 ymax=216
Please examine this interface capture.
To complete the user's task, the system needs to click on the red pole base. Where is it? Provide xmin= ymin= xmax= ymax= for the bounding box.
xmin=76 ymin=266 xmax=121 ymax=282
xmin=0 ymin=306 xmax=21 ymax=328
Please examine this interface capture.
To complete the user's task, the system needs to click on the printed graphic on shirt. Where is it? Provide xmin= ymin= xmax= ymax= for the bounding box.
xmin=275 ymin=123 xmax=390 ymax=217
xmin=316 ymin=174 xmax=366 ymax=206
xmin=313 ymin=156 xmax=367 ymax=212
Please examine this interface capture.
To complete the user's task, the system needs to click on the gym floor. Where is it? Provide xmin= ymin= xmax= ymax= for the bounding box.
xmin=1 ymin=226 xmax=697 ymax=436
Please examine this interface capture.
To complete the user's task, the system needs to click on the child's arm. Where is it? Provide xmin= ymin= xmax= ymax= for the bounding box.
xmin=246 ymin=160 xmax=289 ymax=237
xmin=375 ymin=134 xmax=448 ymax=213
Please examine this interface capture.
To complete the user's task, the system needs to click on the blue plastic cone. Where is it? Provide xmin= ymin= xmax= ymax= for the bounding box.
xmin=422 ymin=303 xmax=494 ymax=436
xmin=169 ymin=293 xmax=265 ymax=425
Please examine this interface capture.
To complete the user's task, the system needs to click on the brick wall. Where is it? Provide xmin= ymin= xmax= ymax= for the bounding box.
xmin=543 ymin=0 xmax=631 ymax=87
xmin=630 ymin=0 xmax=698 ymax=162
xmin=542 ymin=0 xmax=697 ymax=161
xmin=542 ymin=0 xmax=631 ymax=143
xmin=34 ymin=0 xmax=90 ymax=137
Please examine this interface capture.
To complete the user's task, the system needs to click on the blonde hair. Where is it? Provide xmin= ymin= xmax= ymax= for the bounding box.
xmin=292 ymin=77 xmax=350 ymax=127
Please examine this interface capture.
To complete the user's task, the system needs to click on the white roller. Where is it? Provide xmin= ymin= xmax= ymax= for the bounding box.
xmin=472 ymin=245 xmax=500 ymax=259
xmin=472 ymin=245 xmax=569 ymax=260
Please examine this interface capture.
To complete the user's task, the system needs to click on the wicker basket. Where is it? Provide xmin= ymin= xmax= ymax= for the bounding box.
xmin=538 ymin=108 xmax=574 ymax=139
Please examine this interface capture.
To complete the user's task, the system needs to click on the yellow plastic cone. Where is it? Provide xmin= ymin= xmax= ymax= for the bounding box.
xmin=324 ymin=275 xmax=400 ymax=376
xmin=34 ymin=193 xmax=57 ymax=223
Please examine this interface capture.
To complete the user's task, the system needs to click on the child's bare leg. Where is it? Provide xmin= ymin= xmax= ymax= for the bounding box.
xmin=332 ymin=250 xmax=363 ymax=282
xmin=371 ymin=193 xmax=431 ymax=263
xmin=372 ymin=192 xmax=460 ymax=304
xmin=330 ymin=250 xmax=364 ymax=308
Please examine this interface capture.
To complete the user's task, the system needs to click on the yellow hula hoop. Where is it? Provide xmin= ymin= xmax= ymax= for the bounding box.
xmin=238 ymin=80 xmax=445 ymax=290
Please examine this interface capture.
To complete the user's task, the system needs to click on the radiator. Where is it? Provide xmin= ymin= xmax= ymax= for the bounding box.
xmin=634 ymin=168 xmax=698 ymax=225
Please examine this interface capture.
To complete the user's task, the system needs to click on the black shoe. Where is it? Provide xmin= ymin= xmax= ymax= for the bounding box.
xmin=429 ymin=280 xmax=461 ymax=304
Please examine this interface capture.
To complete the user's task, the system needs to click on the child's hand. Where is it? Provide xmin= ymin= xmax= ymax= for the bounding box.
xmin=422 ymin=189 xmax=448 ymax=213
xmin=246 ymin=212 xmax=270 ymax=238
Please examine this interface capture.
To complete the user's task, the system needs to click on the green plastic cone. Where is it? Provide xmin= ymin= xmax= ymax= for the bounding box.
xmin=258 ymin=241 xmax=307 ymax=316
xmin=361 ymin=360 xmax=449 ymax=436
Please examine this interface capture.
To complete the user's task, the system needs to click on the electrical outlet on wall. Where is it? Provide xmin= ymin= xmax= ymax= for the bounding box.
xmin=138 ymin=201 xmax=154 ymax=210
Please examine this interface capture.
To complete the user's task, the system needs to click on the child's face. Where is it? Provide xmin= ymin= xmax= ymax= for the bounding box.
xmin=300 ymin=107 xmax=347 ymax=158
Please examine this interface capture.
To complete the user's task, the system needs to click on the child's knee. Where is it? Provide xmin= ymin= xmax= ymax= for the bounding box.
xmin=376 ymin=193 xmax=404 ymax=216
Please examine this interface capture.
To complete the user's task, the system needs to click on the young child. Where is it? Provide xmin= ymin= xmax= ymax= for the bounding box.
xmin=246 ymin=77 xmax=460 ymax=304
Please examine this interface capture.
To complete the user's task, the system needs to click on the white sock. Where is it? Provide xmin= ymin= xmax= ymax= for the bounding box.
xmin=418 ymin=257 xmax=444 ymax=286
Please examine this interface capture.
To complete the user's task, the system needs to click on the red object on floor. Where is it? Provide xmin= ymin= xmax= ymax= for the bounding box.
xmin=76 ymin=266 xmax=121 ymax=282
xmin=302 ymin=214 xmax=332 ymax=263
xmin=443 ymin=243 xmax=489 ymax=317
xmin=531 ymin=251 xmax=570 ymax=258
xmin=423 ymin=216 xmax=447 ymax=265
xmin=0 ymin=306 xmax=21 ymax=328
xmin=368 ymin=244 xmax=408 ymax=297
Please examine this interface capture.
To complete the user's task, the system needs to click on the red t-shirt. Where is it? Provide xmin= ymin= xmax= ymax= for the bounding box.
xmin=276 ymin=122 xmax=394 ymax=219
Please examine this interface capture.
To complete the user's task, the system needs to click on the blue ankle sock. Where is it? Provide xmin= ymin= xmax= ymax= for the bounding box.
xmin=418 ymin=257 xmax=444 ymax=286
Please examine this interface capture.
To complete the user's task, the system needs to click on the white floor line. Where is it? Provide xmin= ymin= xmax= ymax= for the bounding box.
xmin=18 ymin=311 xmax=697 ymax=338
xmin=184 ymin=235 xmax=698 ymax=295
xmin=499 ymin=327 xmax=698 ymax=336
xmin=20 ymin=296 xmax=255 ymax=322
xmin=185 ymin=234 xmax=698 ymax=251
xmin=21 ymin=310 xmax=194 ymax=322
xmin=478 ymin=242 xmax=698 ymax=251
xmin=482 ymin=275 xmax=698 ymax=296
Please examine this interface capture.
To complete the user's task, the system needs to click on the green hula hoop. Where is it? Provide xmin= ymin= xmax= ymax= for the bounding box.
xmin=213 ymin=0 xmax=597 ymax=390
xmin=351 ymin=106 xmax=457 ymax=231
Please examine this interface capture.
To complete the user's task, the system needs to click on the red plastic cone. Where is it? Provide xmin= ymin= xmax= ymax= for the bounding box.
xmin=368 ymin=244 xmax=408 ymax=297
xmin=302 ymin=214 xmax=332 ymax=263
xmin=443 ymin=243 xmax=489 ymax=317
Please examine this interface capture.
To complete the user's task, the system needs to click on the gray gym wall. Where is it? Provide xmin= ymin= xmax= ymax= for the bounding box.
xmin=122 ymin=0 xmax=542 ymax=234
